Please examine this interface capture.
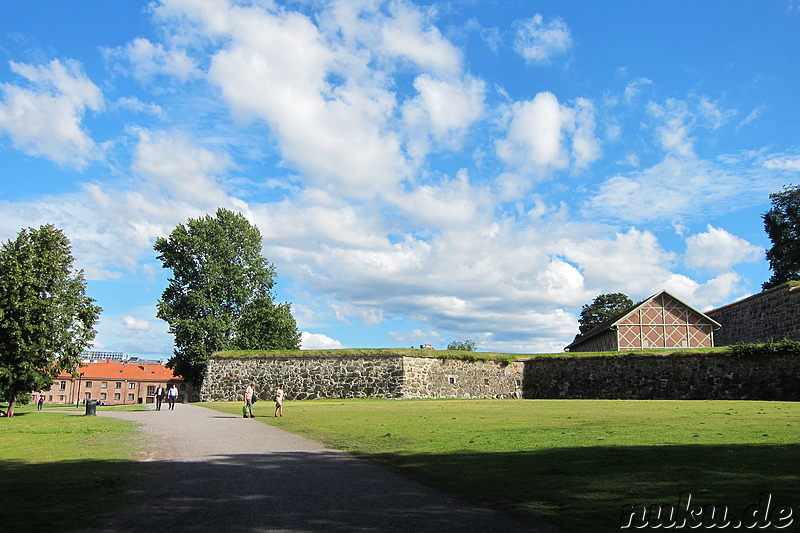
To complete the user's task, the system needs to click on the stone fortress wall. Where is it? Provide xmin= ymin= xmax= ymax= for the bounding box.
xmin=523 ymin=352 xmax=800 ymax=401
xmin=202 ymin=354 xmax=524 ymax=401
xmin=202 ymin=350 xmax=798 ymax=402
xmin=706 ymin=282 xmax=800 ymax=346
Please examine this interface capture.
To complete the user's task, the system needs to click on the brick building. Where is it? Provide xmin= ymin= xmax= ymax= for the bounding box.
xmin=565 ymin=290 xmax=721 ymax=352
xmin=35 ymin=361 xmax=201 ymax=406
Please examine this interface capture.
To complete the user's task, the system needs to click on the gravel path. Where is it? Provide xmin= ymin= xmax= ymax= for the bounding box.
xmin=82 ymin=403 xmax=548 ymax=533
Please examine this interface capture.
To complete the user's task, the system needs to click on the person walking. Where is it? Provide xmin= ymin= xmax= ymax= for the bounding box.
xmin=274 ymin=384 xmax=284 ymax=417
xmin=243 ymin=383 xmax=256 ymax=418
xmin=167 ymin=384 xmax=178 ymax=410
xmin=155 ymin=385 xmax=165 ymax=411
xmin=37 ymin=396 xmax=44 ymax=411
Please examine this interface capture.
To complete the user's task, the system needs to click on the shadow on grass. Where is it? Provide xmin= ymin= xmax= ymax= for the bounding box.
xmin=365 ymin=444 xmax=800 ymax=533
xmin=0 ymin=453 xmax=538 ymax=533
xmin=1 ymin=445 xmax=797 ymax=533
xmin=0 ymin=458 xmax=139 ymax=532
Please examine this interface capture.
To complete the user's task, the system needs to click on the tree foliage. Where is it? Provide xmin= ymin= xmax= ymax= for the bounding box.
xmin=154 ymin=208 xmax=300 ymax=385
xmin=763 ymin=185 xmax=800 ymax=290
xmin=446 ymin=339 xmax=476 ymax=352
xmin=578 ymin=293 xmax=634 ymax=334
xmin=0 ymin=225 xmax=101 ymax=416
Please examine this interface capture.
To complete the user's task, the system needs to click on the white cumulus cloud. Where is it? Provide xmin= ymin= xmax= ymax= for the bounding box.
xmin=513 ymin=14 xmax=572 ymax=65
xmin=123 ymin=315 xmax=151 ymax=331
xmin=301 ymin=332 xmax=344 ymax=350
xmin=496 ymin=92 xmax=600 ymax=172
xmin=685 ymin=225 xmax=762 ymax=274
xmin=0 ymin=59 xmax=103 ymax=168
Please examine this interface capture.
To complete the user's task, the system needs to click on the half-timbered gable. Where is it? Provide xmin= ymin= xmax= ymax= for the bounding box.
xmin=566 ymin=290 xmax=720 ymax=352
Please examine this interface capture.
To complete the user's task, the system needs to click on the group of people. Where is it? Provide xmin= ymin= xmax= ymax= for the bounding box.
xmin=149 ymin=381 xmax=282 ymax=416
xmin=154 ymin=384 xmax=179 ymax=411
xmin=243 ymin=383 xmax=284 ymax=418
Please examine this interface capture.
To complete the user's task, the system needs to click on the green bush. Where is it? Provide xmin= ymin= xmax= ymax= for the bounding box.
xmin=730 ymin=338 xmax=800 ymax=356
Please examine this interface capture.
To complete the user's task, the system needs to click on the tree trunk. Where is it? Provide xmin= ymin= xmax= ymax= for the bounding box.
xmin=5 ymin=396 xmax=16 ymax=417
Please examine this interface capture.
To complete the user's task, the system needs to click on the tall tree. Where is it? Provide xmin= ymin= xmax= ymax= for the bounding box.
xmin=155 ymin=208 xmax=300 ymax=385
xmin=0 ymin=225 xmax=101 ymax=417
xmin=763 ymin=185 xmax=800 ymax=290
xmin=578 ymin=293 xmax=634 ymax=334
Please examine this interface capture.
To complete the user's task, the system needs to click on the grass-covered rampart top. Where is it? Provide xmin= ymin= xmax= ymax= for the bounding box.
xmin=214 ymin=339 xmax=800 ymax=363
xmin=214 ymin=347 xmax=524 ymax=365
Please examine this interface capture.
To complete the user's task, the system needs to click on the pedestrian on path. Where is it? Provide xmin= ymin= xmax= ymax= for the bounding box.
xmin=37 ymin=396 xmax=44 ymax=411
xmin=243 ymin=383 xmax=256 ymax=418
xmin=155 ymin=385 xmax=165 ymax=411
xmin=274 ymin=384 xmax=284 ymax=417
xmin=167 ymin=384 xmax=178 ymax=410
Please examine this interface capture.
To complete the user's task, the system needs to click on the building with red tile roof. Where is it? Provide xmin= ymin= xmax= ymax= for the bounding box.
xmin=35 ymin=361 xmax=202 ymax=406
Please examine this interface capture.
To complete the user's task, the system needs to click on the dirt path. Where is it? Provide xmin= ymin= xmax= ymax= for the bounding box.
xmin=82 ymin=403 xmax=546 ymax=532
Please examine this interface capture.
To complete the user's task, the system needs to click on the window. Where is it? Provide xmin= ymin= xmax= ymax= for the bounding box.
xmin=127 ymin=393 xmax=135 ymax=401
xmin=115 ymin=382 xmax=122 ymax=389
xmin=129 ymin=383 xmax=136 ymax=389
xmin=100 ymin=393 xmax=107 ymax=400
xmin=180 ymin=383 xmax=187 ymax=390
xmin=85 ymin=381 xmax=92 ymax=388
xmin=101 ymin=382 xmax=108 ymax=388
xmin=84 ymin=392 xmax=91 ymax=399
xmin=146 ymin=386 xmax=155 ymax=395
xmin=114 ymin=393 xmax=121 ymax=401
xmin=448 ymin=377 xmax=456 ymax=385
xmin=60 ymin=381 xmax=66 ymax=390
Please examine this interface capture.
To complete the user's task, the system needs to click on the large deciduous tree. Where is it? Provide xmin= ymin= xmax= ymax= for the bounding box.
xmin=578 ymin=293 xmax=634 ymax=334
xmin=0 ymin=225 xmax=101 ymax=417
xmin=762 ymin=185 xmax=800 ymax=290
xmin=154 ymin=208 xmax=300 ymax=385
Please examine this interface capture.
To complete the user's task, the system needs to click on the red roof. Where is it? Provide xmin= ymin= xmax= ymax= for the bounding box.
xmin=58 ymin=362 xmax=181 ymax=381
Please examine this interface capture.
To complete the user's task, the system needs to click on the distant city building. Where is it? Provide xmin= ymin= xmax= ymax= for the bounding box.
xmin=81 ymin=350 xmax=126 ymax=361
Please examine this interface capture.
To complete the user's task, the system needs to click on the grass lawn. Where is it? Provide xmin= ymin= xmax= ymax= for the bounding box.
xmin=0 ymin=403 xmax=147 ymax=531
xmin=204 ymin=398 xmax=800 ymax=532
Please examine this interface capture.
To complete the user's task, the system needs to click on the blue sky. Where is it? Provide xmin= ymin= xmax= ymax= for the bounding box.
xmin=1 ymin=1 xmax=799 ymax=356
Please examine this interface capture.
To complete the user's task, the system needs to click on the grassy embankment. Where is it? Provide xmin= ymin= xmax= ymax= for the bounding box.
xmin=0 ymin=403 xmax=147 ymax=531
xmin=214 ymin=345 xmax=732 ymax=362
xmin=204 ymin=398 xmax=800 ymax=532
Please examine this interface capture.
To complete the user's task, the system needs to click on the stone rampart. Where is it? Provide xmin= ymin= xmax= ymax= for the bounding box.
xmin=523 ymin=352 xmax=800 ymax=400
xmin=203 ymin=355 xmax=405 ymax=401
xmin=402 ymin=357 xmax=523 ymax=399
xmin=204 ymin=350 xmax=800 ymax=402
xmin=707 ymin=283 xmax=800 ymax=346
xmin=202 ymin=354 xmax=523 ymax=401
